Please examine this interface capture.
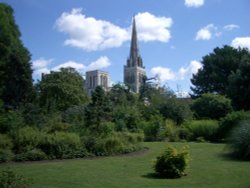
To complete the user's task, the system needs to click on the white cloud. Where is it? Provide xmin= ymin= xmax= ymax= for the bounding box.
xmin=178 ymin=60 xmax=202 ymax=79
xmin=150 ymin=66 xmax=175 ymax=82
xmin=32 ymin=58 xmax=53 ymax=76
xmin=231 ymin=37 xmax=250 ymax=51
xmin=55 ymin=9 xmax=173 ymax=51
xmin=32 ymin=58 xmax=52 ymax=70
xmin=135 ymin=12 xmax=173 ymax=42
xmin=55 ymin=8 xmax=129 ymax=51
xmin=185 ymin=0 xmax=204 ymax=8
xmin=52 ymin=61 xmax=85 ymax=72
xmin=195 ymin=24 xmax=217 ymax=40
xmin=86 ymin=56 xmax=111 ymax=71
xmin=32 ymin=56 xmax=111 ymax=80
xmin=150 ymin=60 xmax=202 ymax=83
xmin=223 ymin=24 xmax=239 ymax=31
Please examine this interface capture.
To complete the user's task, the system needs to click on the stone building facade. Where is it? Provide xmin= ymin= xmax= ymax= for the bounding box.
xmin=85 ymin=70 xmax=109 ymax=96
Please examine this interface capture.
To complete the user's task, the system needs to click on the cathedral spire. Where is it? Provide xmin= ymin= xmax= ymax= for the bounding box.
xmin=128 ymin=17 xmax=143 ymax=67
xmin=130 ymin=17 xmax=139 ymax=62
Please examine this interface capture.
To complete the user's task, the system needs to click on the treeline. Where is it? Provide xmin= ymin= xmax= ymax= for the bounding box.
xmin=1 ymin=2 xmax=250 ymax=162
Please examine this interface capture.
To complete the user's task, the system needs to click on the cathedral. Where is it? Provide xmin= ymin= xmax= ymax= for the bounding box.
xmin=124 ymin=17 xmax=146 ymax=93
xmin=85 ymin=17 xmax=146 ymax=95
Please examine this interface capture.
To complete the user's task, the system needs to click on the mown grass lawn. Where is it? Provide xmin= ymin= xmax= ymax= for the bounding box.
xmin=1 ymin=142 xmax=250 ymax=188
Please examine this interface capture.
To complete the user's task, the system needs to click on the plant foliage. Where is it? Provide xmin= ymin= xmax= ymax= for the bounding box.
xmin=154 ymin=145 xmax=189 ymax=178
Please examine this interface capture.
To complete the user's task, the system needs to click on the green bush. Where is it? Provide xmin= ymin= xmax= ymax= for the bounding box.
xmin=0 ymin=149 xmax=13 ymax=163
xmin=39 ymin=131 xmax=82 ymax=159
xmin=177 ymin=127 xmax=193 ymax=141
xmin=228 ymin=120 xmax=250 ymax=160
xmin=0 ymin=168 xmax=30 ymax=188
xmin=184 ymin=120 xmax=219 ymax=141
xmin=163 ymin=119 xmax=179 ymax=142
xmin=154 ymin=145 xmax=189 ymax=178
xmin=83 ymin=132 xmax=143 ymax=156
xmin=14 ymin=148 xmax=47 ymax=161
xmin=217 ymin=111 xmax=250 ymax=141
xmin=191 ymin=93 xmax=233 ymax=120
xmin=0 ymin=134 xmax=13 ymax=149
xmin=143 ymin=115 xmax=165 ymax=141
xmin=13 ymin=127 xmax=45 ymax=153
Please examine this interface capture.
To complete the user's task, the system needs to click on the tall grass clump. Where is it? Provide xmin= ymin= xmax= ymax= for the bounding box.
xmin=184 ymin=120 xmax=219 ymax=141
xmin=227 ymin=120 xmax=250 ymax=160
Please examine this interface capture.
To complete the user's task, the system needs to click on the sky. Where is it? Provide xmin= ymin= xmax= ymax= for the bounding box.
xmin=1 ymin=0 xmax=250 ymax=96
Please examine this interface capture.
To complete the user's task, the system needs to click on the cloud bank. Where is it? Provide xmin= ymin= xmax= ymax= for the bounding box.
xmin=32 ymin=56 xmax=111 ymax=79
xmin=55 ymin=9 xmax=173 ymax=51
xmin=150 ymin=60 xmax=202 ymax=83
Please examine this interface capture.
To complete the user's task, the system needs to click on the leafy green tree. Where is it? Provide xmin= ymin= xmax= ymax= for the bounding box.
xmin=85 ymin=86 xmax=112 ymax=129
xmin=191 ymin=93 xmax=233 ymax=120
xmin=37 ymin=67 xmax=88 ymax=112
xmin=0 ymin=3 xmax=35 ymax=108
xmin=191 ymin=45 xmax=249 ymax=97
xmin=228 ymin=55 xmax=250 ymax=110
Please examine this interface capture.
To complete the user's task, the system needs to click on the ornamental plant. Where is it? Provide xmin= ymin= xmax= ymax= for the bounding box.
xmin=154 ymin=145 xmax=189 ymax=178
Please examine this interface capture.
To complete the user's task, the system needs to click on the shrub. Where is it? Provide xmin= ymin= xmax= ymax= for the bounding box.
xmin=164 ymin=119 xmax=179 ymax=142
xmin=0 ymin=168 xmax=30 ymax=188
xmin=191 ymin=93 xmax=233 ymax=120
xmin=13 ymin=127 xmax=45 ymax=153
xmin=39 ymin=131 xmax=82 ymax=159
xmin=177 ymin=127 xmax=193 ymax=141
xmin=83 ymin=132 xmax=143 ymax=156
xmin=14 ymin=149 xmax=47 ymax=161
xmin=143 ymin=115 xmax=165 ymax=141
xmin=0 ymin=149 xmax=13 ymax=163
xmin=184 ymin=120 xmax=219 ymax=141
xmin=227 ymin=120 xmax=250 ymax=160
xmin=0 ymin=134 xmax=13 ymax=149
xmin=217 ymin=111 xmax=250 ymax=141
xmin=154 ymin=145 xmax=189 ymax=178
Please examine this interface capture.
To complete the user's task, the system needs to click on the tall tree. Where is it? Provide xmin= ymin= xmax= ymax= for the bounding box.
xmin=228 ymin=55 xmax=250 ymax=110
xmin=0 ymin=3 xmax=34 ymax=108
xmin=37 ymin=67 xmax=88 ymax=112
xmin=190 ymin=45 xmax=249 ymax=97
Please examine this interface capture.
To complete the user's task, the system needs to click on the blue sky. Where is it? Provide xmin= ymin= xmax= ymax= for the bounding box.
xmin=2 ymin=0 xmax=250 ymax=96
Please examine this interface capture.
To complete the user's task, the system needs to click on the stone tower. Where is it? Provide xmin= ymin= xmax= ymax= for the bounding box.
xmin=85 ymin=70 xmax=109 ymax=96
xmin=124 ymin=17 xmax=146 ymax=93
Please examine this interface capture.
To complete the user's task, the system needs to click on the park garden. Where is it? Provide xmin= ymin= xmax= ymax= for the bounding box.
xmin=0 ymin=3 xmax=250 ymax=187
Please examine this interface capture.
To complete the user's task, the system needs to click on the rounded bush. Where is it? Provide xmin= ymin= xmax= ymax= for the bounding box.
xmin=191 ymin=93 xmax=232 ymax=120
xmin=14 ymin=149 xmax=47 ymax=161
xmin=228 ymin=120 xmax=250 ymax=160
xmin=218 ymin=111 xmax=250 ymax=141
xmin=154 ymin=145 xmax=189 ymax=178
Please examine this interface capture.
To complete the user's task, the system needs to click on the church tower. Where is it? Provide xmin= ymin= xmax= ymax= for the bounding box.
xmin=124 ymin=17 xmax=146 ymax=93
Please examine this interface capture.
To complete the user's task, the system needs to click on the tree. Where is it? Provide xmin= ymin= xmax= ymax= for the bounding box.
xmin=85 ymin=86 xmax=112 ymax=129
xmin=0 ymin=3 xmax=35 ymax=108
xmin=228 ymin=55 xmax=250 ymax=110
xmin=37 ymin=68 xmax=88 ymax=112
xmin=190 ymin=45 xmax=249 ymax=97
xmin=191 ymin=93 xmax=233 ymax=120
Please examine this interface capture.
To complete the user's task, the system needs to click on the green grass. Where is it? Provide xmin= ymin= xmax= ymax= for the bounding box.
xmin=1 ymin=142 xmax=250 ymax=188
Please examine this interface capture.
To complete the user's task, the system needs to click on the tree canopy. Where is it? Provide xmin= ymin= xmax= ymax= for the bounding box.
xmin=37 ymin=67 xmax=88 ymax=112
xmin=0 ymin=3 xmax=34 ymax=108
xmin=190 ymin=45 xmax=250 ymax=110
xmin=191 ymin=45 xmax=249 ymax=96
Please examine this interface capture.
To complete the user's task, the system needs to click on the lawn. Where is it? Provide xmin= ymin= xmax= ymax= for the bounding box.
xmin=1 ymin=142 xmax=250 ymax=188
